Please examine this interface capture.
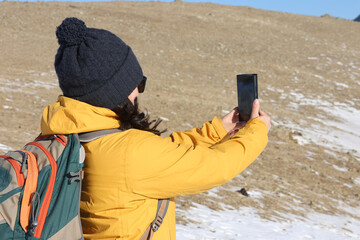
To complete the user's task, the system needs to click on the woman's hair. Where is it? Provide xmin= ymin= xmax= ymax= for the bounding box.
xmin=112 ymin=98 xmax=166 ymax=136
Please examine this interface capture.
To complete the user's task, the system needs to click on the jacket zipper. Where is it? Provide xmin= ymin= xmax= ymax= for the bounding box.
xmin=25 ymin=142 xmax=57 ymax=238
xmin=35 ymin=135 xmax=67 ymax=147
xmin=55 ymin=135 xmax=67 ymax=146
xmin=18 ymin=150 xmax=39 ymax=233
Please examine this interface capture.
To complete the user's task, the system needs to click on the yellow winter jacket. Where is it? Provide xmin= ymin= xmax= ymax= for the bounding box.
xmin=41 ymin=96 xmax=268 ymax=240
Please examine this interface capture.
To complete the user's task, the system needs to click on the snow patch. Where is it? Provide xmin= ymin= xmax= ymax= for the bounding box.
xmin=176 ymin=204 xmax=360 ymax=239
xmin=279 ymin=90 xmax=360 ymax=156
xmin=334 ymin=82 xmax=349 ymax=88
xmin=0 ymin=143 xmax=13 ymax=153
xmin=159 ymin=116 xmax=169 ymax=121
xmin=354 ymin=178 xmax=360 ymax=186
xmin=222 ymin=110 xmax=230 ymax=114
xmin=332 ymin=165 xmax=348 ymax=172
xmin=313 ymin=74 xmax=324 ymax=80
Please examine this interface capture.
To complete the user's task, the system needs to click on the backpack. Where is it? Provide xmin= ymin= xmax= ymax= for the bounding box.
xmin=0 ymin=130 xmax=169 ymax=240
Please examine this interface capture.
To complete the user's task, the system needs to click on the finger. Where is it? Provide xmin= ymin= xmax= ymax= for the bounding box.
xmin=228 ymin=108 xmax=239 ymax=122
xmin=229 ymin=129 xmax=239 ymax=137
xmin=259 ymin=110 xmax=270 ymax=117
xmin=235 ymin=121 xmax=247 ymax=129
xmin=231 ymin=108 xmax=239 ymax=117
xmin=250 ymin=99 xmax=260 ymax=119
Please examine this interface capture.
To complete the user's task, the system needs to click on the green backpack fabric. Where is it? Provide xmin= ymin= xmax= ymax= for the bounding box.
xmin=0 ymin=134 xmax=85 ymax=240
xmin=0 ymin=129 xmax=169 ymax=240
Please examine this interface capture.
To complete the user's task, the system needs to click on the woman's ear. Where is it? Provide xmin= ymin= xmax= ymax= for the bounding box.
xmin=128 ymin=87 xmax=139 ymax=105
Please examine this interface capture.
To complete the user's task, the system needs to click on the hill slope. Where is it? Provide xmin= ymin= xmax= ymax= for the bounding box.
xmin=0 ymin=1 xmax=359 ymax=237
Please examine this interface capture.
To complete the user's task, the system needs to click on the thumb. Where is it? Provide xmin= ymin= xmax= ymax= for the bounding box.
xmin=250 ymin=99 xmax=260 ymax=119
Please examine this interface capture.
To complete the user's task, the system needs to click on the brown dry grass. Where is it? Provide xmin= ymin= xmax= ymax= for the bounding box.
xmin=1 ymin=1 xmax=359 ymax=227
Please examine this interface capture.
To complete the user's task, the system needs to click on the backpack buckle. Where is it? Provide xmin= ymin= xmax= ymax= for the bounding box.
xmin=151 ymin=216 xmax=163 ymax=232
xmin=68 ymin=170 xmax=82 ymax=184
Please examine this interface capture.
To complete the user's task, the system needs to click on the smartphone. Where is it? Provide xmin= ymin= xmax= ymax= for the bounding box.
xmin=237 ymin=74 xmax=258 ymax=121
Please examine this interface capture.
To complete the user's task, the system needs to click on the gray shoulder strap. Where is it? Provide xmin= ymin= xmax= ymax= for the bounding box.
xmin=78 ymin=129 xmax=123 ymax=143
xmin=140 ymin=199 xmax=170 ymax=240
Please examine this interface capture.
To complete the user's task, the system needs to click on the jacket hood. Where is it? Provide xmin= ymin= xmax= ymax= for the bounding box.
xmin=41 ymin=96 xmax=120 ymax=135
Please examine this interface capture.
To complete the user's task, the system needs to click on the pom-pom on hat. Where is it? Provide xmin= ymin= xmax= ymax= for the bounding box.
xmin=54 ymin=17 xmax=143 ymax=109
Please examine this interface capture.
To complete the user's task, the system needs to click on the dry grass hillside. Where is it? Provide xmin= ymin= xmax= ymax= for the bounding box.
xmin=0 ymin=1 xmax=359 ymax=230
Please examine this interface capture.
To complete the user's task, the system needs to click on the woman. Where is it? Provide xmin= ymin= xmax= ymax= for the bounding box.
xmin=41 ymin=17 xmax=271 ymax=240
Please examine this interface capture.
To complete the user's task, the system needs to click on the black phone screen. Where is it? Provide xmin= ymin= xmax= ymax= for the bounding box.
xmin=237 ymin=74 xmax=258 ymax=121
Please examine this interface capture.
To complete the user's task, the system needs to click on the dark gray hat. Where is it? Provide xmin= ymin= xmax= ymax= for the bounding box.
xmin=55 ymin=17 xmax=143 ymax=109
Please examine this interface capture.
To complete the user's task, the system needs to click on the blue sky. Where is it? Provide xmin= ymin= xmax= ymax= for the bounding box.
xmin=9 ymin=0 xmax=359 ymax=20
xmin=120 ymin=0 xmax=360 ymax=20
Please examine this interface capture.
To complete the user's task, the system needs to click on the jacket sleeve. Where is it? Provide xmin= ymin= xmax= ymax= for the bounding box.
xmin=126 ymin=118 xmax=268 ymax=199
xmin=169 ymin=116 xmax=229 ymax=147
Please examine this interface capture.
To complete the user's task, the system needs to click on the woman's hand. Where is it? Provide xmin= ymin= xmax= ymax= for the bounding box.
xmin=222 ymin=99 xmax=271 ymax=136
xmin=249 ymin=99 xmax=271 ymax=133
xmin=222 ymin=108 xmax=246 ymax=137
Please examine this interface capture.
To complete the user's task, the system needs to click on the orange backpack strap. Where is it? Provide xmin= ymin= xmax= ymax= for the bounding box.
xmin=140 ymin=199 xmax=170 ymax=240
xmin=19 ymin=150 xmax=39 ymax=232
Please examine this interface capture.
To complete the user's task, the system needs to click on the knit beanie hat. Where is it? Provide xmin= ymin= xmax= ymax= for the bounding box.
xmin=54 ymin=17 xmax=143 ymax=109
